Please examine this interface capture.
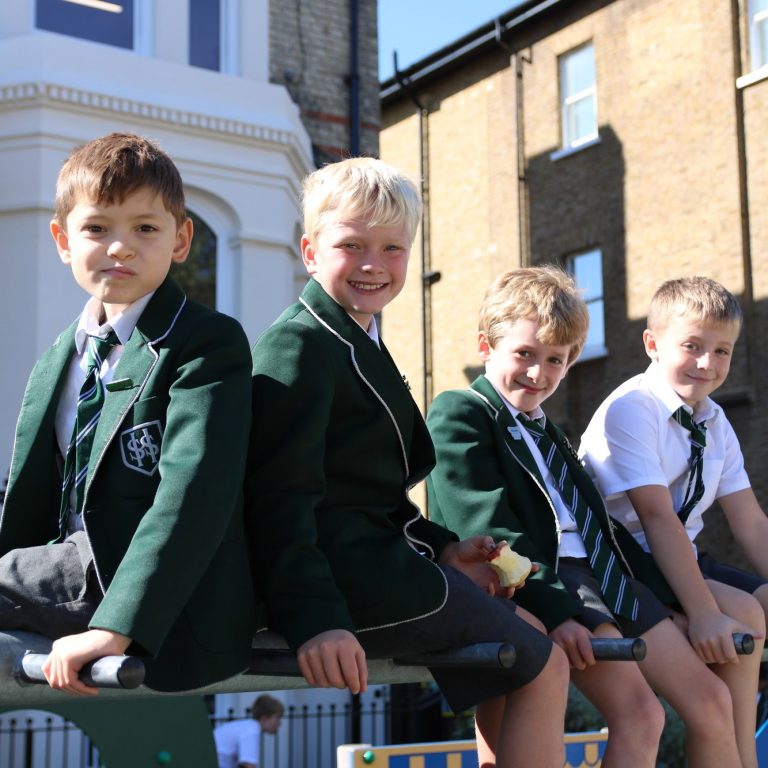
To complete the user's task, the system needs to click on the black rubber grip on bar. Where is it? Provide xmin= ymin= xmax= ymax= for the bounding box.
xmin=733 ymin=633 xmax=755 ymax=655
xmin=394 ymin=642 xmax=516 ymax=669
xmin=15 ymin=652 xmax=145 ymax=689
xmin=591 ymin=637 xmax=647 ymax=662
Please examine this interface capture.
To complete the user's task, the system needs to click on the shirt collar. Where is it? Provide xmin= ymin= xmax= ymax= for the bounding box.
xmin=645 ymin=361 xmax=718 ymax=423
xmin=346 ymin=312 xmax=381 ymax=348
xmin=487 ymin=380 xmax=546 ymax=424
xmin=74 ymin=292 xmax=155 ymax=354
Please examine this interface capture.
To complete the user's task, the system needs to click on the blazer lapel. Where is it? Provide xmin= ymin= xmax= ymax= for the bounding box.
xmin=300 ymin=279 xmax=418 ymax=477
xmin=84 ymin=277 xmax=186 ymax=500
xmin=470 ymin=376 xmax=546 ymax=486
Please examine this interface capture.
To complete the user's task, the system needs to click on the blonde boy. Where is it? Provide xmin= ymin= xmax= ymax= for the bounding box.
xmin=246 ymin=159 xmax=570 ymax=768
xmin=0 ymin=133 xmax=255 ymax=694
xmin=428 ymin=266 xmax=762 ymax=767
xmin=581 ymin=276 xmax=768 ymax=761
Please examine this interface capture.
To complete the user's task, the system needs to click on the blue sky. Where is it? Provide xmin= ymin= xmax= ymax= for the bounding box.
xmin=378 ymin=1 xmax=523 ymax=80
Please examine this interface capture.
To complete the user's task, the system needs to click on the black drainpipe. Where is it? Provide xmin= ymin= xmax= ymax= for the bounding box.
xmin=349 ymin=0 xmax=360 ymax=154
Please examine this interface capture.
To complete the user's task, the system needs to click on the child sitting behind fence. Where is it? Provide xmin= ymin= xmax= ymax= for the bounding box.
xmin=246 ymin=157 xmax=570 ymax=768
xmin=0 ymin=133 xmax=256 ymax=694
xmin=580 ymin=275 xmax=767 ymax=764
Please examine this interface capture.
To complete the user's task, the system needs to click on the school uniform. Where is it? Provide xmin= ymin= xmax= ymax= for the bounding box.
xmin=246 ymin=280 xmax=552 ymax=712
xmin=580 ymin=361 xmax=765 ymax=593
xmin=0 ymin=276 xmax=257 ymax=691
xmin=426 ymin=375 xmax=674 ymax=633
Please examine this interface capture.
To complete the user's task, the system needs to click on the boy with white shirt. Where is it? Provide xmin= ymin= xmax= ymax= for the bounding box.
xmin=427 ymin=266 xmax=762 ymax=767
xmin=581 ymin=276 xmax=768 ymax=759
xmin=0 ymin=133 xmax=256 ymax=695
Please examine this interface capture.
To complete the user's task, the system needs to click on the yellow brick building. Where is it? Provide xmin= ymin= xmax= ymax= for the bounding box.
xmin=380 ymin=0 xmax=768 ymax=564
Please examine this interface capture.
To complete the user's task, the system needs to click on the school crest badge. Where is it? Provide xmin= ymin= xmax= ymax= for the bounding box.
xmin=120 ymin=421 xmax=163 ymax=476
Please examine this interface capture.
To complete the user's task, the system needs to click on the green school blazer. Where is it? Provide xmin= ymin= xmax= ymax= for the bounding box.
xmin=1 ymin=276 xmax=258 ymax=691
xmin=246 ymin=279 xmax=457 ymax=651
xmin=426 ymin=375 xmax=674 ymax=631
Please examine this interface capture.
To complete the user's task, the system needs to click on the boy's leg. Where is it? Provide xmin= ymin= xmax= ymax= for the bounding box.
xmin=0 ymin=532 xmax=100 ymax=638
xmin=706 ymin=579 xmax=764 ymax=768
xmin=475 ymin=645 xmax=569 ymax=768
xmin=568 ymin=623 xmax=663 ymax=768
xmin=639 ymin=615 xmax=747 ymax=768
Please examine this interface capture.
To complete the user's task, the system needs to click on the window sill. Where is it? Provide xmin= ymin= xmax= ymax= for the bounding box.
xmin=737 ymin=65 xmax=768 ymax=90
xmin=550 ymin=135 xmax=601 ymax=162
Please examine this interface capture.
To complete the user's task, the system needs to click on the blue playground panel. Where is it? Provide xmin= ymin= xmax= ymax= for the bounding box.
xmin=338 ymin=731 xmax=608 ymax=767
xmin=757 ymin=719 xmax=768 ymax=767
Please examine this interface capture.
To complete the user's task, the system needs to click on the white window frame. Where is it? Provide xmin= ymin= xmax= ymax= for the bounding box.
xmin=750 ymin=0 xmax=768 ymax=71
xmin=567 ymin=249 xmax=607 ymax=362
xmin=559 ymin=43 xmax=598 ymax=152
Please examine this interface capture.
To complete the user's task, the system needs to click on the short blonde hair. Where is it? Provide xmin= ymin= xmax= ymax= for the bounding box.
xmin=479 ymin=265 xmax=589 ymax=365
xmin=54 ymin=133 xmax=186 ymax=227
xmin=648 ymin=276 xmax=743 ymax=333
xmin=302 ymin=157 xmax=422 ymax=244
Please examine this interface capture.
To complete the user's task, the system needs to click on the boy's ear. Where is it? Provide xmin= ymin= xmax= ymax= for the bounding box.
xmin=171 ymin=217 xmax=194 ymax=264
xmin=477 ymin=331 xmax=492 ymax=362
xmin=301 ymin=234 xmax=317 ymax=274
xmin=50 ymin=220 xmax=72 ymax=265
xmin=642 ymin=328 xmax=658 ymax=361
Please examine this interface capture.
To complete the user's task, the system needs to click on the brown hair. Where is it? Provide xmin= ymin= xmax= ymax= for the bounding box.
xmin=54 ymin=133 xmax=186 ymax=226
xmin=251 ymin=694 xmax=285 ymax=720
xmin=647 ymin=276 xmax=743 ymax=332
xmin=479 ymin=265 xmax=589 ymax=364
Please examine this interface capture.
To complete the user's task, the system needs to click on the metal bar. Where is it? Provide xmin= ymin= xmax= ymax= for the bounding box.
xmin=14 ymin=653 xmax=145 ymax=689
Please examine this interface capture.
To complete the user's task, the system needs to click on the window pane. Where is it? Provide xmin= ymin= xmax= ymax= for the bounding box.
xmin=562 ymin=45 xmax=595 ymax=96
xmin=568 ymin=94 xmax=597 ymax=145
xmin=572 ymin=250 xmax=602 ymax=301
xmin=36 ymin=0 xmax=133 ymax=49
xmin=190 ymin=0 xmax=221 ymax=71
xmin=171 ymin=211 xmax=217 ymax=308
xmin=758 ymin=17 xmax=768 ymax=67
xmin=586 ymin=300 xmax=605 ymax=350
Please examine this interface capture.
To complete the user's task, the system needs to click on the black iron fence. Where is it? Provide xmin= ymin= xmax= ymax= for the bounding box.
xmin=0 ymin=684 xmax=454 ymax=768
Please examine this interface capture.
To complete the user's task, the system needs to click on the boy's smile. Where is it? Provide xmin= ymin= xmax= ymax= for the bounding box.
xmin=301 ymin=216 xmax=410 ymax=330
xmin=479 ymin=317 xmax=571 ymax=414
xmin=643 ymin=317 xmax=740 ymax=408
xmin=51 ymin=187 xmax=192 ymax=322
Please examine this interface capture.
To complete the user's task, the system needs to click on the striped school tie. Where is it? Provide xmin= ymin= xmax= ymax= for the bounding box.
xmin=58 ymin=331 xmax=119 ymax=537
xmin=671 ymin=406 xmax=707 ymax=524
xmin=518 ymin=413 xmax=639 ymax=620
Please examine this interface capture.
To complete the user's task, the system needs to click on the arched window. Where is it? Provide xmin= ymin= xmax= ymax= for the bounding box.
xmin=171 ymin=210 xmax=217 ymax=309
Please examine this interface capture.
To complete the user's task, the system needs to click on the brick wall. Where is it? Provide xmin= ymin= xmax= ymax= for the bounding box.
xmin=270 ymin=0 xmax=379 ymax=164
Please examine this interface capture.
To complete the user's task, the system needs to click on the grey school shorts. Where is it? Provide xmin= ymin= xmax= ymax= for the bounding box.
xmin=358 ymin=565 xmax=553 ymax=714
xmin=0 ymin=531 xmax=102 ymax=638
xmin=558 ymin=557 xmax=670 ymax=637
xmin=698 ymin=551 xmax=768 ymax=595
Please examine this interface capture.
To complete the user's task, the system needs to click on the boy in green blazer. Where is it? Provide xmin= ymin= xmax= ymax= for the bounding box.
xmin=427 ymin=266 xmax=761 ymax=768
xmin=247 ymin=159 xmax=570 ymax=768
xmin=0 ymin=133 xmax=256 ymax=694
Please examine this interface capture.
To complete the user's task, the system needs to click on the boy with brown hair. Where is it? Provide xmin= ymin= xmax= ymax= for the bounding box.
xmin=581 ymin=275 xmax=768 ymax=761
xmin=246 ymin=158 xmax=570 ymax=768
xmin=427 ymin=266 xmax=762 ymax=767
xmin=0 ymin=133 xmax=256 ymax=694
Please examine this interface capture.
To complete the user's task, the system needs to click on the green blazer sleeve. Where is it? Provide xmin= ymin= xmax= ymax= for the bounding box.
xmin=426 ymin=388 xmax=580 ymax=631
xmin=247 ymin=315 xmax=358 ymax=649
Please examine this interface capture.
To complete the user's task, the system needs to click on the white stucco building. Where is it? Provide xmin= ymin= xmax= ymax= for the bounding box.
xmin=0 ymin=0 xmax=315 ymax=478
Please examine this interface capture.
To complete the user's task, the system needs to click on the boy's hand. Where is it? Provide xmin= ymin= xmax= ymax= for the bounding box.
xmin=42 ymin=629 xmax=132 ymax=696
xmin=297 ymin=629 xmax=368 ymax=694
xmin=687 ymin=611 xmax=743 ymax=665
xmin=549 ymin=619 xmax=596 ymax=670
xmin=439 ymin=536 xmax=514 ymax=597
